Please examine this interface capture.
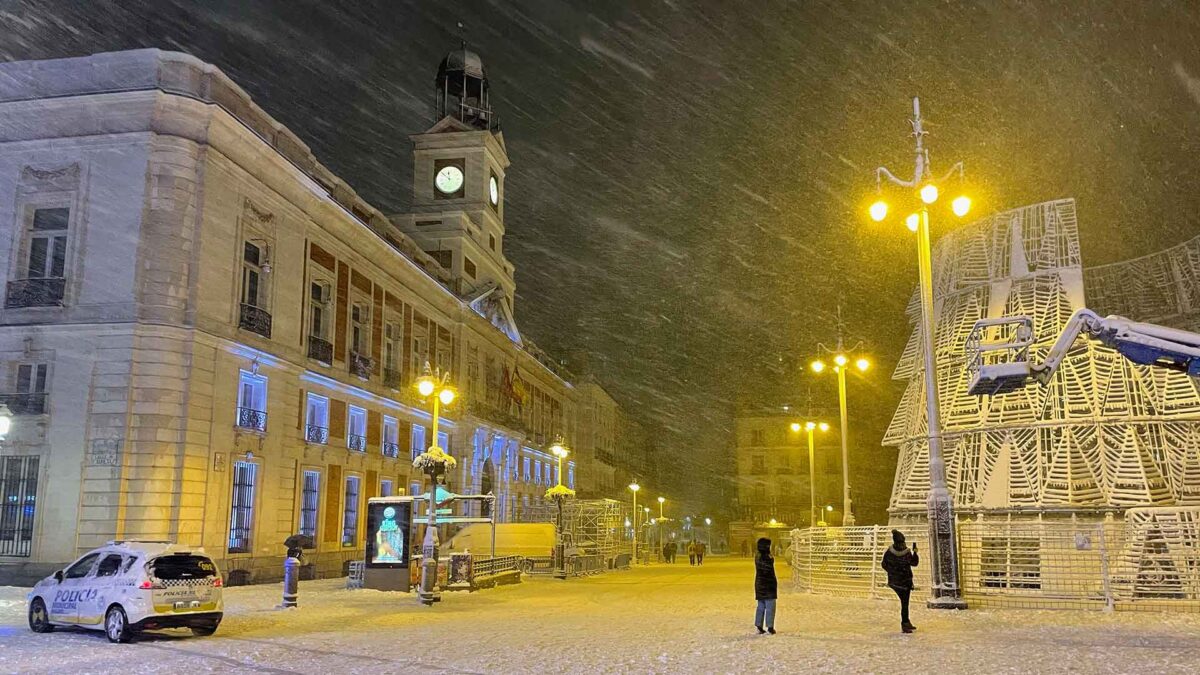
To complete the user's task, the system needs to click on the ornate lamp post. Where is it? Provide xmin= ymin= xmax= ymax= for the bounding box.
xmin=411 ymin=363 xmax=458 ymax=606
xmin=546 ymin=438 xmax=574 ymax=580
xmin=867 ymin=97 xmax=971 ymax=609
xmin=628 ymin=481 xmax=640 ymax=564
xmin=789 ymin=421 xmax=830 ymax=528
xmin=657 ymin=496 xmax=666 ymax=562
xmin=811 ymin=346 xmax=869 ymax=526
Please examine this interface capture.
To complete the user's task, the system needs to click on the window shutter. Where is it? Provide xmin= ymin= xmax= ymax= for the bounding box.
xmin=366 ymin=470 xmax=379 ymax=503
xmin=367 ymin=410 xmax=381 ymax=446
xmin=323 ymin=464 xmax=342 ymax=544
xmin=297 ymin=389 xmax=305 ymax=429
xmin=329 ymin=399 xmax=346 ymax=440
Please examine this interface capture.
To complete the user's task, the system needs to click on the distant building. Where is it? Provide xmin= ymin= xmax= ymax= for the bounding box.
xmin=0 ymin=47 xmax=581 ymax=584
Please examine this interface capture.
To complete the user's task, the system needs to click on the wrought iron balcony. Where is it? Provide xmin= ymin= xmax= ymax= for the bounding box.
xmin=347 ymin=434 xmax=366 ymax=452
xmin=238 ymin=303 xmax=272 ymax=338
xmin=236 ymin=407 xmax=267 ymax=432
xmin=305 ymin=424 xmax=328 ymax=445
xmin=383 ymin=367 xmax=401 ymax=390
xmin=0 ymin=392 xmax=47 ymax=415
xmin=382 ymin=441 xmax=400 ymax=458
xmin=349 ymin=352 xmax=373 ymax=380
xmin=5 ymin=278 xmax=65 ymax=308
xmin=307 ymin=336 xmax=333 ymax=364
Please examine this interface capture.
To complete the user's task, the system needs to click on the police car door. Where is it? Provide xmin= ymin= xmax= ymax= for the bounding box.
xmin=50 ymin=552 xmax=100 ymax=624
xmin=78 ymin=553 xmax=125 ymax=626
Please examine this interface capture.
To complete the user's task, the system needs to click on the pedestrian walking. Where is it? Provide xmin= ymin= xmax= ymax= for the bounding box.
xmin=881 ymin=529 xmax=920 ymax=634
xmin=697 ymin=541 xmax=706 ymax=565
xmin=753 ymin=537 xmax=777 ymax=635
xmin=688 ymin=541 xmax=697 ymax=566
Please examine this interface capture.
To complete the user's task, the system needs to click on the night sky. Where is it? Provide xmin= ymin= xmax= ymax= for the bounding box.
xmin=5 ymin=1 xmax=1200 ymax=522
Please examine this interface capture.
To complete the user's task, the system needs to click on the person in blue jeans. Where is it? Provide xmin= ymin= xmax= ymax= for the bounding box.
xmin=754 ymin=537 xmax=777 ymax=634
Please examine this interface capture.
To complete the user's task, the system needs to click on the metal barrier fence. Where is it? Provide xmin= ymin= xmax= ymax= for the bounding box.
xmin=472 ymin=555 xmax=522 ymax=578
xmin=568 ymin=554 xmax=606 ymax=577
xmin=790 ymin=508 xmax=1200 ymax=613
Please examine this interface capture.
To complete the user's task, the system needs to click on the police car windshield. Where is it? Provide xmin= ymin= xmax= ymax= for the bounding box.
xmin=150 ymin=554 xmax=216 ymax=580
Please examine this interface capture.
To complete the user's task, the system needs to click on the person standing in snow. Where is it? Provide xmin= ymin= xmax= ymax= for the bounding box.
xmin=753 ymin=537 xmax=777 ymax=634
xmin=740 ymin=539 xmax=750 ymax=557
xmin=688 ymin=541 xmax=698 ymax=566
xmin=697 ymin=541 xmax=706 ymax=565
xmin=881 ymin=529 xmax=919 ymax=634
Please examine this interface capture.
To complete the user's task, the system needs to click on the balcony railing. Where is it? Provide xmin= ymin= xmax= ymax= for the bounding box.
xmin=236 ymin=407 xmax=267 ymax=432
xmin=238 ymin=303 xmax=272 ymax=338
xmin=307 ymin=336 xmax=333 ymax=364
xmin=305 ymin=424 xmax=329 ymax=445
xmin=383 ymin=367 xmax=401 ymax=390
xmin=382 ymin=441 xmax=400 ymax=458
xmin=349 ymin=352 xmax=373 ymax=380
xmin=347 ymin=434 xmax=366 ymax=452
xmin=0 ymin=392 xmax=47 ymax=415
xmin=5 ymin=278 xmax=65 ymax=308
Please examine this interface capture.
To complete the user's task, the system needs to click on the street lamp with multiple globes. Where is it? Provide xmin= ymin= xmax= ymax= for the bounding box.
xmin=789 ymin=421 xmax=830 ymax=528
xmin=546 ymin=438 xmax=574 ymax=580
xmin=867 ymin=96 xmax=970 ymax=609
xmin=411 ymin=363 xmax=458 ymax=605
xmin=810 ymin=348 xmax=869 ymax=526
xmin=628 ymin=481 xmax=640 ymax=564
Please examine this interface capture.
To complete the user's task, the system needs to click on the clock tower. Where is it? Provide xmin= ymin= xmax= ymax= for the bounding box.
xmin=391 ymin=43 xmax=519 ymax=342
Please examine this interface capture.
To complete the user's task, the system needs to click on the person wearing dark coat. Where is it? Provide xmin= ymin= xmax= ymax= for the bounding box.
xmin=753 ymin=537 xmax=778 ymax=634
xmin=881 ymin=529 xmax=920 ymax=633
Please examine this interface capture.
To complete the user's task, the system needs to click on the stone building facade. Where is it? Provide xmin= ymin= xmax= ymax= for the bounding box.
xmin=0 ymin=48 xmax=581 ymax=584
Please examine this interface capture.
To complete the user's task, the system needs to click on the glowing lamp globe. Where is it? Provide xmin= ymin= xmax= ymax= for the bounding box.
xmin=952 ymin=195 xmax=972 ymax=217
xmin=905 ymin=213 xmax=920 ymax=232
xmin=658 ymin=496 xmax=665 ymax=504
xmin=790 ymin=422 xmax=802 ymax=432
xmin=811 ymin=360 xmax=826 ymax=373
xmin=826 ymin=505 xmax=834 ymax=512
xmin=834 ymin=354 xmax=848 ymax=367
xmin=805 ymin=421 xmax=816 ymax=431
xmin=705 ymin=518 xmax=712 ymax=525
xmin=629 ymin=482 xmax=640 ymax=493
xmin=818 ymin=422 xmax=830 ymax=432
xmin=416 ymin=377 xmax=436 ymax=398
xmin=856 ymin=357 xmax=870 ymax=371
xmin=920 ymin=183 xmax=939 ymax=204
xmin=869 ymin=200 xmax=888 ymax=222
xmin=438 ymin=388 xmax=456 ymax=405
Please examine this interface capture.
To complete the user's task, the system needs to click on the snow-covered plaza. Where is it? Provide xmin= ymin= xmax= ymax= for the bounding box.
xmin=2 ymin=556 xmax=1199 ymax=674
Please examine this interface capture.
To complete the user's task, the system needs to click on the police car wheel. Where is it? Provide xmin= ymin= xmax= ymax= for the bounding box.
xmin=104 ymin=605 xmax=132 ymax=643
xmin=28 ymin=598 xmax=53 ymax=633
xmin=191 ymin=621 xmax=219 ymax=637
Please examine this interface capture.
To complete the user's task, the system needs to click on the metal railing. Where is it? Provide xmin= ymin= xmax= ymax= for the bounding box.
xmin=238 ymin=303 xmax=272 ymax=338
xmin=568 ymin=554 xmax=606 ymax=577
xmin=791 ymin=511 xmax=1200 ymax=612
xmin=347 ymin=434 xmax=366 ymax=452
xmin=0 ymin=456 xmax=39 ymax=557
xmin=381 ymin=442 xmax=400 ymax=458
xmin=472 ymin=555 xmax=522 ymax=578
xmin=307 ymin=336 xmax=333 ymax=364
xmin=349 ymin=352 xmax=372 ymax=380
xmin=0 ymin=392 xmax=47 ymax=415
xmin=305 ymin=424 xmax=329 ymax=445
xmin=5 ymin=278 xmax=65 ymax=308
xmin=236 ymin=407 xmax=266 ymax=431
xmin=347 ymin=560 xmax=364 ymax=589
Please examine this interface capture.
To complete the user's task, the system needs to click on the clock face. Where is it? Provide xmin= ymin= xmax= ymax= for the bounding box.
xmin=489 ymin=176 xmax=499 ymax=205
xmin=435 ymin=166 xmax=464 ymax=194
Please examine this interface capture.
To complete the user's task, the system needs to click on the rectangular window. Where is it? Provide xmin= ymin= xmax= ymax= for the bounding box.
xmin=383 ymin=322 xmax=402 ymax=378
xmin=0 ymin=456 xmax=39 ymax=557
xmin=534 ymin=460 xmax=542 ymax=485
xmin=351 ymin=303 xmax=370 ymax=355
xmin=568 ymin=466 xmax=575 ymax=489
xmin=751 ymin=429 xmax=766 ymax=446
xmin=9 ymin=363 xmax=49 ymax=415
xmin=380 ymin=479 xmax=394 ymax=498
xmin=347 ymin=405 xmax=367 ymax=451
xmin=236 ymin=370 xmax=267 ymax=431
xmin=309 ymin=281 xmax=331 ymax=339
xmin=26 ymin=208 xmax=69 ymax=280
xmin=489 ymin=234 xmax=496 ymax=251
xmin=299 ymin=470 xmax=320 ymax=539
xmin=544 ymin=463 xmax=552 ymax=486
xmin=464 ymin=257 xmax=477 ymax=279
xmin=410 ymin=481 xmax=421 ymax=499
xmin=523 ymin=457 xmax=531 ymax=482
xmin=437 ymin=431 xmax=449 ymax=454
xmin=342 ymin=475 xmax=361 ymax=547
xmin=241 ymin=241 xmax=266 ymax=309
xmin=752 ymin=456 xmax=765 ymax=473
xmin=228 ymin=461 xmax=257 ymax=553
xmin=411 ymin=424 xmax=427 ymax=459
xmin=305 ymin=393 xmax=329 ymax=444
xmin=382 ymin=416 xmax=399 ymax=457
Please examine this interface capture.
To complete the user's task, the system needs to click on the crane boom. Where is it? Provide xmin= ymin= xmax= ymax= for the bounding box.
xmin=966 ymin=308 xmax=1200 ymax=396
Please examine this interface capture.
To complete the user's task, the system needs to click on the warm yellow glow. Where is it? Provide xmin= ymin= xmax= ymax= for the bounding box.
xmin=856 ymin=357 xmax=870 ymax=371
xmin=416 ymin=377 xmax=436 ymax=397
xmin=869 ymin=200 xmax=888 ymax=222
xmin=834 ymin=354 xmax=848 ymax=367
xmin=438 ymin=387 xmax=456 ymax=405
xmin=551 ymin=443 xmax=569 ymax=459
xmin=790 ymin=422 xmax=801 ymax=432
xmin=952 ymin=195 xmax=971 ymax=217
xmin=920 ymin=183 xmax=938 ymax=204
xmin=805 ymin=421 xmax=816 ymax=431
xmin=769 ymin=518 xmax=778 ymax=525
xmin=819 ymin=422 xmax=830 ymax=432
xmin=905 ymin=213 xmax=919 ymax=232
xmin=705 ymin=518 xmax=712 ymax=525
xmin=629 ymin=482 xmax=640 ymax=492
xmin=643 ymin=507 xmax=650 ymax=513
xmin=811 ymin=360 xmax=826 ymax=373
xmin=658 ymin=496 xmax=666 ymax=504
xmin=826 ymin=505 xmax=834 ymax=512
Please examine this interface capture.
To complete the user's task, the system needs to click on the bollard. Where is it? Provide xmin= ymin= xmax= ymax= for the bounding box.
xmin=282 ymin=555 xmax=299 ymax=608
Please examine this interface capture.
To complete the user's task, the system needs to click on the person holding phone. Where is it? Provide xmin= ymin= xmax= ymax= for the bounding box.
xmin=753 ymin=537 xmax=778 ymax=634
xmin=881 ymin=529 xmax=920 ymax=633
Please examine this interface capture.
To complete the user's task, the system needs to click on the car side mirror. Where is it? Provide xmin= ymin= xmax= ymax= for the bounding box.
xmin=54 ymin=570 xmax=64 ymax=583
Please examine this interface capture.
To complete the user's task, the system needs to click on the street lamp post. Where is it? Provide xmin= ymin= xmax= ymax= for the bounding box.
xmin=412 ymin=363 xmax=458 ymax=606
xmin=547 ymin=438 xmax=573 ymax=580
xmin=629 ymin=482 xmax=640 ymax=564
xmin=657 ymin=497 xmax=666 ymax=562
xmin=811 ymin=343 xmax=869 ymax=526
xmin=790 ymin=421 xmax=830 ymax=528
xmin=868 ymin=96 xmax=970 ymax=609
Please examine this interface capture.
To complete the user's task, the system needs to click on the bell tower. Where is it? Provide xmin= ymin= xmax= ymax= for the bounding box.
xmin=391 ymin=40 xmax=519 ymax=342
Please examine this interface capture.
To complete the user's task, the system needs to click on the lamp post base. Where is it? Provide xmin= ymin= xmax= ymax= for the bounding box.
xmin=925 ymin=487 xmax=965 ymax=610
xmin=926 ymin=595 xmax=968 ymax=610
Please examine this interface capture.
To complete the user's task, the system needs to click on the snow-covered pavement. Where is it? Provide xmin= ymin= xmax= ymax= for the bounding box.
xmin=2 ymin=556 xmax=1199 ymax=674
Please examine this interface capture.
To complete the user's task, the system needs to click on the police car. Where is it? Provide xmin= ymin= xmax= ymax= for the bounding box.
xmin=26 ymin=541 xmax=223 ymax=643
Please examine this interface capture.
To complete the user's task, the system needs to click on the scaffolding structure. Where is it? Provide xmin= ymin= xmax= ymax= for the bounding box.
xmin=514 ymin=498 xmax=630 ymax=558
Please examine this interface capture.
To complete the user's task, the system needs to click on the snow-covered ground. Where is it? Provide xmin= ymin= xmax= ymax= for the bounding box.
xmin=2 ymin=556 xmax=1199 ymax=674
